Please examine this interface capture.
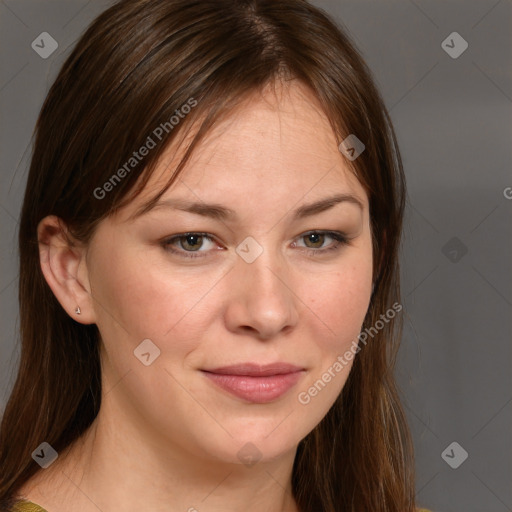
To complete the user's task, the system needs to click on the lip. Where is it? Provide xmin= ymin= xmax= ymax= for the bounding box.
xmin=201 ymin=363 xmax=305 ymax=403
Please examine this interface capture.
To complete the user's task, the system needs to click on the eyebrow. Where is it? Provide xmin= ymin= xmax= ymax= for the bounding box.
xmin=146 ymin=193 xmax=364 ymax=222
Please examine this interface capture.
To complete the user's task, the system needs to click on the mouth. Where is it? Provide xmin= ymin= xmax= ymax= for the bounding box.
xmin=201 ymin=363 xmax=305 ymax=403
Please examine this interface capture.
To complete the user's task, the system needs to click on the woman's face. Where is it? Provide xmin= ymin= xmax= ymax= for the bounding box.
xmin=82 ymin=82 xmax=373 ymax=466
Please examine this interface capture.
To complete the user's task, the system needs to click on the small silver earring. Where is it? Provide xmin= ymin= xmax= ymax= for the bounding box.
xmin=75 ymin=306 xmax=81 ymax=315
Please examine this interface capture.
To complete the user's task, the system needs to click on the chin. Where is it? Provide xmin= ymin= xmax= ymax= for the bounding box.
xmin=196 ymin=419 xmax=301 ymax=467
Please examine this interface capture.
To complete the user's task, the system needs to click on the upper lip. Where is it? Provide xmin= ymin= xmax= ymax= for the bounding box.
xmin=202 ymin=363 xmax=304 ymax=377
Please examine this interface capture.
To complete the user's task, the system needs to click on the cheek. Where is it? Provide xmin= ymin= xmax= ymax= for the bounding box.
xmin=302 ymin=258 xmax=373 ymax=350
xmin=88 ymin=242 xmax=223 ymax=349
xmin=293 ymin=256 xmax=372 ymax=416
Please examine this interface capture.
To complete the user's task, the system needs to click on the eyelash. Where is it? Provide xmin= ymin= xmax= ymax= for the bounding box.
xmin=161 ymin=230 xmax=350 ymax=260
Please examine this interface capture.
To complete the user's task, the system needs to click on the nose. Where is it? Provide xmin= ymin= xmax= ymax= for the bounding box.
xmin=224 ymin=248 xmax=299 ymax=340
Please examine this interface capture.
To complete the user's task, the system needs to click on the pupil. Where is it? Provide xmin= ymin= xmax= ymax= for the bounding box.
xmin=307 ymin=233 xmax=323 ymax=248
xmin=184 ymin=235 xmax=202 ymax=251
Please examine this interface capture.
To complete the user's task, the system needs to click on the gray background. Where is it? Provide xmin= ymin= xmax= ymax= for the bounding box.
xmin=1 ymin=1 xmax=511 ymax=511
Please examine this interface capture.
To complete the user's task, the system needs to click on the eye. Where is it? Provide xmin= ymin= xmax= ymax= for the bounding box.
xmin=161 ymin=230 xmax=350 ymax=260
xmin=293 ymin=230 xmax=349 ymax=256
xmin=162 ymin=232 xmax=219 ymax=259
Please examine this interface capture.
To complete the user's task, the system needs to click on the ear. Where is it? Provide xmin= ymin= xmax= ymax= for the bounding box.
xmin=37 ymin=215 xmax=96 ymax=324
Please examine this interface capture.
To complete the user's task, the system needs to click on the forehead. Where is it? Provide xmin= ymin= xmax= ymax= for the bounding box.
xmin=124 ymin=81 xmax=367 ymax=220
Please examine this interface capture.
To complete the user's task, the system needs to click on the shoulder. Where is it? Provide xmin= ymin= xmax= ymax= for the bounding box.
xmin=9 ymin=499 xmax=49 ymax=512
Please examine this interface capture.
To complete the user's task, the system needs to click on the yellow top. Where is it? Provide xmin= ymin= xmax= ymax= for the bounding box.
xmin=11 ymin=501 xmax=48 ymax=512
xmin=12 ymin=500 xmax=432 ymax=512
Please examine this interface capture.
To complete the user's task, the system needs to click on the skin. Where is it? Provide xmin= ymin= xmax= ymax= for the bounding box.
xmin=21 ymin=80 xmax=373 ymax=512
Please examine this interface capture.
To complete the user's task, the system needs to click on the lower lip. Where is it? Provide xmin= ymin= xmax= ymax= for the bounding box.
xmin=202 ymin=371 xmax=304 ymax=403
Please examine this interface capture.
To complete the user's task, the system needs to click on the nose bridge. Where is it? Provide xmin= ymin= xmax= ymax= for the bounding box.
xmin=247 ymin=254 xmax=284 ymax=295
xmin=236 ymin=234 xmax=287 ymax=294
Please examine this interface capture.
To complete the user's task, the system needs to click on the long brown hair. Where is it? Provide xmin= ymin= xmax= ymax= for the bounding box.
xmin=0 ymin=0 xmax=414 ymax=510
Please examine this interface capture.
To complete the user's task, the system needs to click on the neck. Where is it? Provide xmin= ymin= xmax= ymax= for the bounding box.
xmin=23 ymin=394 xmax=300 ymax=512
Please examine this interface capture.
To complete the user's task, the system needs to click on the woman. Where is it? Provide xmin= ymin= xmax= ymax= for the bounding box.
xmin=0 ymin=0 xmax=430 ymax=510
